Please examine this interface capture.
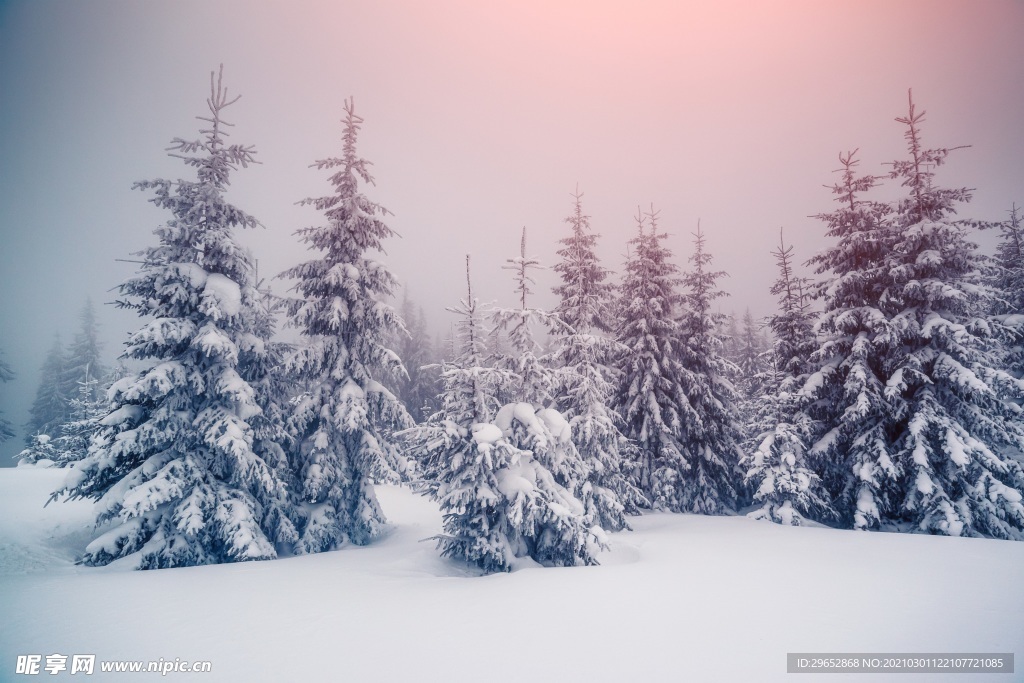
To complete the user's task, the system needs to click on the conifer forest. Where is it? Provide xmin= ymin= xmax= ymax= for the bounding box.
xmin=2 ymin=3 xmax=1022 ymax=681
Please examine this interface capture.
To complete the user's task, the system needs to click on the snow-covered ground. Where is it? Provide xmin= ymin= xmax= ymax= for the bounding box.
xmin=1 ymin=466 xmax=1021 ymax=682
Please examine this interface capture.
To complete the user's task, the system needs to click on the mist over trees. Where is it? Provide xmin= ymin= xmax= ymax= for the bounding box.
xmin=17 ymin=70 xmax=1022 ymax=572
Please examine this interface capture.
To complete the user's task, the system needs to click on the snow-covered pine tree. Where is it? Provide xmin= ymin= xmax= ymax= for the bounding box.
xmin=612 ymin=208 xmax=692 ymax=510
xmin=675 ymin=220 xmax=744 ymax=514
xmin=50 ymin=67 xmax=296 ymax=568
xmin=24 ymin=334 xmax=70 ymax=442
xmin=550 ymin=188 xmax=644 ymax=531
xmin=280 ymin=97 xmax=413 ymax=554
xmin=802 ymin=148 xmax=896 ymax=526
xmin=490 ymin=227 xmax=592 ymax=510
xmin=882 ymin=94 xmax=1024 ymax=536
xmin=41 ymin=369 xmax=107 ymax=467
xmin=63 ymin=299 xmax=108 ymax=405
xmin=803 ymin=93 xmax=1024 ymax=538
xmin=0 ymin=346 xmax=15 ymax=443
xmin=743 ymin=230 xmax=833 ymax=525
xmin=411 ymin=256 xmax=600 ymax=572
xmin=25 ymin=300 xmax=113 ymax=467
xmin=552 ymin=187 xmax=615 ymax=335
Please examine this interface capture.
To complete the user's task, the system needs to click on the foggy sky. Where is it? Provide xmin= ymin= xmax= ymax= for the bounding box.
xmin=1 ymin=0 xmax=1023 ymax=463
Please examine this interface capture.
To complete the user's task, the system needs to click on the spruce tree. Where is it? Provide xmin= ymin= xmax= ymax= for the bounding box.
xmin=280 ymin=98 xmax=413 ymax=554
xmin=411 ymin=256 xmax=600 ymax=572
xmin=801 ymin=149 xmax=896 ymax=527
xmin=612 ymin=208 xmax=692 ymax=510
xmin=550 ymin=189 xmax=645 ymax=530
xmin=51 ymin=67 xmax=296 ymax=568
xmin=802 ymin=93 xmax=1024 ymax=538
xmin=675 ymin=221 xmax=744 ymax=514
xmin=25 ymin=334 xmax=70 ymax=441
xmin=743 ymin=230 xmax=833 ymax=525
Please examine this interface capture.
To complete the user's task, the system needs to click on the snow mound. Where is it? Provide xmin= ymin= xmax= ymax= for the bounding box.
xmin=201 ymin=273 xmax=242 ymax=318
xmin=471 ymin=423 xmax=503 ymax=445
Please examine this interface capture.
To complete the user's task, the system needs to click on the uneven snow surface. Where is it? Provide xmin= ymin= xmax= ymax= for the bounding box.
xmin=1 ymin=467 xmax=1022 ymax=681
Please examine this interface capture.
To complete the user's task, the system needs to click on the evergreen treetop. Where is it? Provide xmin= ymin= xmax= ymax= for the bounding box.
xmin=552 ymin=187 xmax=614 ymax=335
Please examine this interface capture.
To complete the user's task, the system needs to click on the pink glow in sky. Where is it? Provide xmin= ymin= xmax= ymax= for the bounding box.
xmin=1 ymin=0 xmax=1022 ymax=458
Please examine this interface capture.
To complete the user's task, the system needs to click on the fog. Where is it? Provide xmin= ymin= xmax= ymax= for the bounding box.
xmin=1 ymin=0 xmax=1022 ymax=463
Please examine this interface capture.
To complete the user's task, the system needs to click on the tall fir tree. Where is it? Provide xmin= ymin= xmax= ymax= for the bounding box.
xmin=801 ymin=93 xmax=1024 ymax=538
xmin=803 ymin=148 xmax=895 ymax=525
xmin=281 ymin=97 xmax=414 ymax=554
xmin=675 ymin=221 xmax=744 ymax=514
xmin=743 ymin=230 xmax=833 ymax=525
xmin=25 ymin=334 xmax=70 ymax=441
xmin=51 ymin=67 xmax=297 ymax=568
xmin=612 ymin=208 xmax=691 ymax=510
xmin=411 ymin=256 xmax=600 ymax=572
xmin=550 ymin=188 xmax=645 ymax=530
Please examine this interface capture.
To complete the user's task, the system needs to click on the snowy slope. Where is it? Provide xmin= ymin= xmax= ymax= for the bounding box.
xmin=1 ymin=466 xmax=1021 ymax=682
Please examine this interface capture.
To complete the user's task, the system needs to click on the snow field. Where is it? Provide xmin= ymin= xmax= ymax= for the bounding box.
xmin=2 ymin=467 xmax=1022 ymax=682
